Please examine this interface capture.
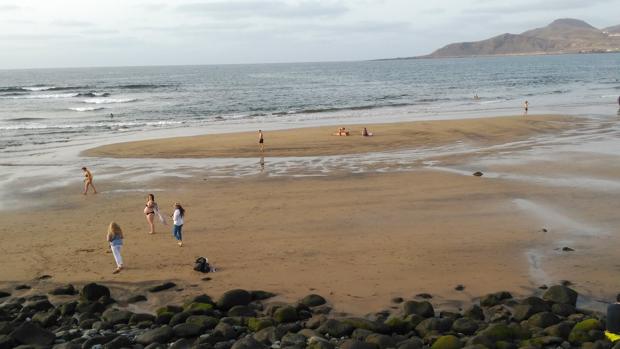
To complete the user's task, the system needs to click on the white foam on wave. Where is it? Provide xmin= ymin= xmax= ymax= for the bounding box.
xmin=82 ymin=98 xmax=137 ymax=104
xmin=22 ymin=86 xmax=55 ymax=91
xmin=0 ymin=93 xmax=78 ymax=99
xmin=69 ymin=107 xmax=105 ymax=112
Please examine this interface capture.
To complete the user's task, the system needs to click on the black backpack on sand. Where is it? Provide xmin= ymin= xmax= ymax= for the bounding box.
xmin=194 ymin=257 xmax=211 ymax=273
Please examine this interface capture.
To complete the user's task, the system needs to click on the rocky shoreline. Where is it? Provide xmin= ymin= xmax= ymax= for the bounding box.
xmin=0 ymin=283 xmax=617 ymax=349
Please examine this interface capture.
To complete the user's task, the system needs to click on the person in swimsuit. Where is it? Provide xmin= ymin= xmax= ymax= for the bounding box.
xmin=258 ymin=130 xmax=264 ymax=152
xmin=81 ymin=167 xmax=97 ymax=195
xmin=362 ymin=127 xmax=373 ymax=137
xmin=144 ymin=193 xmax=158 ymax=234
xmin=107 ymin=222 xmax=124 ymax=274
xmin=523 ymin=100 xmax=529 ymax=114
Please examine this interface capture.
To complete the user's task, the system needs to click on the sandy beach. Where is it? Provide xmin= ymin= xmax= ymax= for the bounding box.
xmin=1 ymin=114 xmax=619 ymax=316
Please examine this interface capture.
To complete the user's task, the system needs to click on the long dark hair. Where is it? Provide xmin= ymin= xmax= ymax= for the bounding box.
xmin=148 ymin=193 xmax=155 ymax=201
xmin=175 ymin=203 xmax=185 ymax=217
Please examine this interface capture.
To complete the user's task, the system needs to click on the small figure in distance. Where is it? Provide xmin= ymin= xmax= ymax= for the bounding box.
xmin=258 ymin=130 xmax=264 ymax=152
xmin=333 ymin=127 xmax=350 ymax=136
xmin=107 ymin=222 xmax=124 ymax=274
xmin=172 ymin=202 xmax=185 ymax=247
xmin=474 ymin=93 xmax=480 ymax=100
xmin=523 ymin=100 xmax=529 ymax=114
xmin=605 ymin=293 xmax=620 ymax=343
xmin=110 ymin=113 xmax=114 ymax=119
xmin=144 ymin=193 xmax=158 ymax=234
xmin=362 ymin=127 xmax=373 ymax=137
xmin=81 ymin=166 xmax=97 ymax=195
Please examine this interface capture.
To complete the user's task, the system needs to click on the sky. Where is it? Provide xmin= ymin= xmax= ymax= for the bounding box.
xmin=0 ymin=0 xmax=618 ymax=69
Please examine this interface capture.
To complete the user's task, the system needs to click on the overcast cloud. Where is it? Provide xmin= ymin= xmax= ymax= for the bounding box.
xmin=0 ymin=0 xmax=618 ymax=69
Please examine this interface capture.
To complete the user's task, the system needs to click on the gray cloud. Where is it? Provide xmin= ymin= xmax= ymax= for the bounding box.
xmin=176 ymin=0 xmax=348 ymax=18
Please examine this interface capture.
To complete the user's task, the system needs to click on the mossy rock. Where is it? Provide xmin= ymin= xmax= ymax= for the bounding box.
xmin=494 ymin=340 xmax=518 ymax=349
xmin=452 ymin=317 xmax=478 ymax=335
xmin=184 ymin=302 xmax=214 ymax=313
xmin=479 ymin=323 xmax=514 ymax=341
xmin=431 ymin=335 xmax=462 ymax=349
xmin=157 ymin=305 xmax=183 ymax=316
xmin=542 ymin=286 xmax=578 ymax=306
xmin=385 ymin=315 xmax=409 ymax=333
xmin=274 ymin=305 xmax=298 ymax=323
xmin=527 ymin=312 xmax=560 ymax=328
xmin=155 ymin=312 xmax=174 ymax=325
xmin=342 ymin=317 xmax=388 ymax=333
xmin=186 ymin=315 xmax=219 ymax=330
xmin=403 ymin=300 xmax=435 ymax=318
xmin=248 ymin=317 xmax=275 ymax=332
xmin=573 ymin=319 xmax=602 ymax=332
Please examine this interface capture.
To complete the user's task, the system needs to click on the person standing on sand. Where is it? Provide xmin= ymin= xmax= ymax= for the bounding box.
xmin=81 ymin=167 xmax=97 ymax=195
xmin=107 ymin=222 xmax=124 ymax=274
xmin=144 ymin=193 xmax=158 ymax=234
xmin=523 ymin=100 xmax=529 ymax=114
xmin=172 ymin=203 xmax=185 ymax=247
xmin=258 ymin=130 xmax=264 ymax=152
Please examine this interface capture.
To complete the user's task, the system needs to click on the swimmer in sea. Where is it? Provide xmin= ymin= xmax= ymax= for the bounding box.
xmin=81 ymin=167 xmax=97 ymax=195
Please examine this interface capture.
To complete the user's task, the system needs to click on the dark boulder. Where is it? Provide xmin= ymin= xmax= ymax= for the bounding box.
xmin=148 ymin=282 xmax=177 ymax=293
xmin=451 ymin=317 xmax=479 ymax=335
xmin=415 ymin=318 xmax=452 ymax=337
xmin=527 ymin=312 xmax=560 ymax=328
xmin=0 ymin=292 xmax=9 ymax=299
xmin=213 ymin=322 xmax=237 ymax=340
xmin=250 ymin=291 xmax=276 ymax=301
xmin=365 ymin=333 xmax=396 ymax=349
xmin=480 ymin=291 xmax=512 ymax=307
xmin=231 ymin=336 xmax=268 ymax=349
xmin=81 ymin=335 xmax=118 ymax=348
xmin=300 ymin=294 xmax=327 ymax=307
xmin=227 ymin=305 xmax=256 ymax=318
xmin=22 ymin=299 xmax=54 ymax=312
xmin=340 ymin=339 xmax=378 ymax=349
xmin=317 ymin=319 xmax=355 ymax=337
xmin=551 ymin=303 xmax=576 ymax=317
xmin=186 ymin=315 xmax=219 ymax=330
xmin=403 ymin=301 xmax=435 ymax=318
xmin=10 ymin=322 xmax=56 ymax=346
xmin=32 ymin=309 xmax=59 ymax=327
xmin=130 ymin=313 xmax=156 ymax=324
xmin=473 ymin=172 xmax=483 ymax=177
xmin=217 ymin=289 xmax=252 ymax=311
xmin=342 ymin=318 xmax=389 ymax=334
xmin=127 ymin=295 xmax=147 ymax=303
xmin=542 ymin=286 xmax=578 ymax=306
xmin=49 ymin=284 xmax=77 ymax=296
xmin=274 ymin=305 xmax=298 ymax=323
xmin=0 ymin=335 xmax=15 ymax=349
xmin=173 ymin=323 xmax=202 ymax=338
xmin=281 ymin=332 xmax=307 ymax=347
xmin=80 ymin=283 xmax=110 ymax=301
xmin=102 ymin=309 xmax=133 ymax=325
xmin=135 ymin=325 xmax=174 ymax=345
xmin=103 ymin=335 xmax=133 ymax=349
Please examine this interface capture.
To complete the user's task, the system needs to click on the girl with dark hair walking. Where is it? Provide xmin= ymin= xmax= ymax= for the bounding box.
xmin=172 ymin=203 xmax=185 ymax=247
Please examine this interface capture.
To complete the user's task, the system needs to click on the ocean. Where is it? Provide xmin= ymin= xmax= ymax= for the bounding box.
xmin=1 ymin=54 xmax=620 ymax=210
xmin=1 ymin=53 xmax=619 ymax=154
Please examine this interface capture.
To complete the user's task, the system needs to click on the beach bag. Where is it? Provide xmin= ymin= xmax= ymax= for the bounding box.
xmin=194 ymin=257 xmax=211 ymax=273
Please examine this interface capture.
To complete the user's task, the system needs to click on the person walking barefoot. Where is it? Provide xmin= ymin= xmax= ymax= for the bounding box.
xmin=107 ymin=222 xmax=124 ymax=274
xmin=172 ymin=203 xmax=185 ymax=247
xmin=144 ymin=194 xmax=158 ymax=234
xmin=258 ymin=130 xmax=264 ymax=152
xmin=81 ymin=167 xmax=97 ymax=195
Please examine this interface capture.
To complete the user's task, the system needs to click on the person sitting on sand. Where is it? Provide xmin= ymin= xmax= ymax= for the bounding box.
xmin=107 ymin=222 xmax=124 ymax=274
xmin=144 ymin=193 xmax=159 ymax=234
xmin=81 ymin=167 xmax=97 ymax=195
xmin=362 ymin=127 xmax=373 ymax=137
xmin=333 ymin=127 xmax=350 ymax=136
xmin=172 ymin=202 xmax=186 ymax=247
xmin=606 ymin=294 xmax=620 ymax=343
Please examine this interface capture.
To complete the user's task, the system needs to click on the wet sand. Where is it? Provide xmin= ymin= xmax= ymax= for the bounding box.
xmin=84 ymin=115 xmax=570 ymax=158
xmin=2 ymin=114 xmax=619 ymax=315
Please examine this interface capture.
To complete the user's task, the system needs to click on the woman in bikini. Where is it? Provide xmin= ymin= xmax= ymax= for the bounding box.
xmin=144 ymin=193 xmax=158 ymax=234
xmin=82 ymin=167 xmax=97 ymax=195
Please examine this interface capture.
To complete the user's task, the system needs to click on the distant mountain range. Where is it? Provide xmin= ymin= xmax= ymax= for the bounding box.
xmin=420 ymin=19 xmax=620 ymax=58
